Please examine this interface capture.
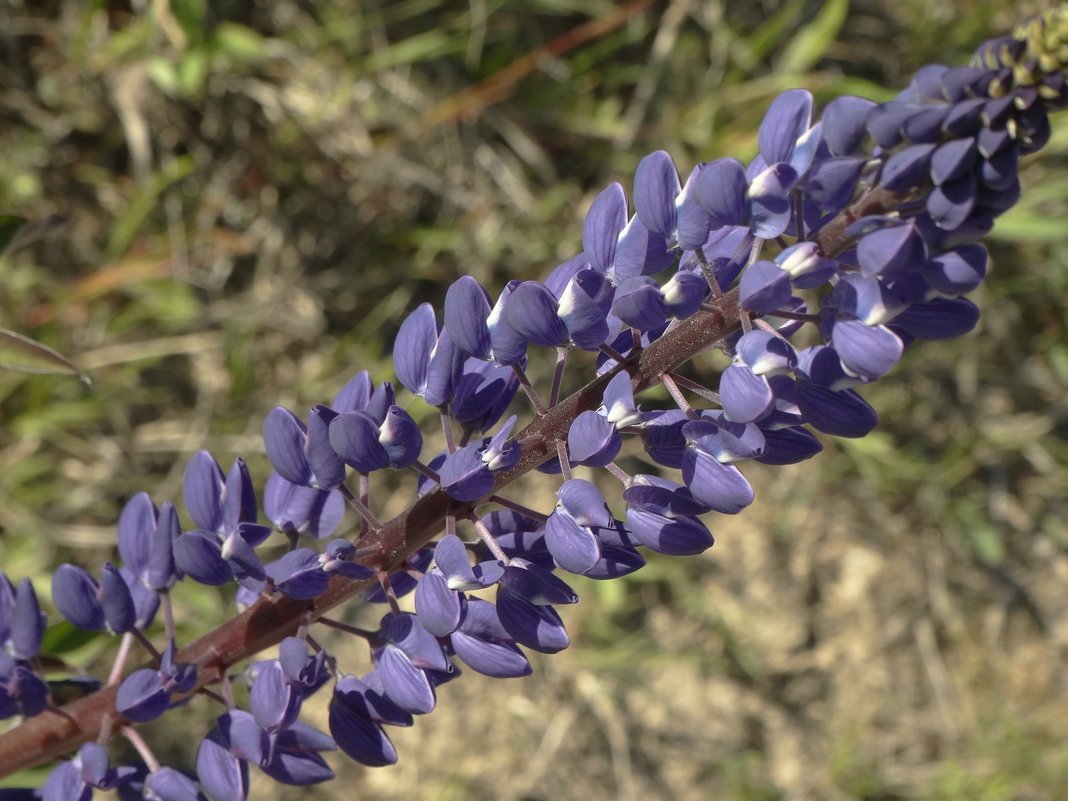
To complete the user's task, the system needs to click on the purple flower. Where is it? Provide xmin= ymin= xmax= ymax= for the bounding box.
xmin=42 ymin=743 xmax=136 ymax=801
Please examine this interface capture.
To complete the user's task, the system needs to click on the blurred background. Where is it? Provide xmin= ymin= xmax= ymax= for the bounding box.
xmin=1 ymin=0 xmax=1067 ymax=799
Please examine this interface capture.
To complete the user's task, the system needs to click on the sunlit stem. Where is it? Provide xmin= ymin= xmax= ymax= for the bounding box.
xmin=470 ymin=514 xmax=511 ymax=563
xmin=123 ymin=726 xmax=160 ymax=772
xmin=556 ymin=439 xmax=572 ymax=481
xmin=131 ymin=628 xmax=162 ymax=661
xmin=487 ymin=494 xmax=549 ymax=522
xmin=339 ymin=483 xmax=382 ymax=530
xmin=161 ymin=592 xmax=176 ymax=642
xmin=549 ymin=347 xmax=569 ymax=407
xmin=511 ymin=363 xmax=548 ymax=415
xmin=439 ymin=405 xmax=458 ymax=453
xmin=105 ymin=632 xmax=135 ymax=688
xmin=603 ymin=461 xmax=631 ymax=484
xmin=667 ymin=372 xmax=722 ymax=406
xmin=317 ymin=617 xmax=379 ymax=641
xmin=661 ymin=373 xmax=698 ymax=417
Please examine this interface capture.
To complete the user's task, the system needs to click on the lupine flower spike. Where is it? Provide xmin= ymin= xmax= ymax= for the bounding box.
xmin=0 ymin=7 xmax=1066 ymax=796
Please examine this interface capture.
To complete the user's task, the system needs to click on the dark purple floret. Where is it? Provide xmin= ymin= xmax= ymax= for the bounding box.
xmin=438 ymin=444 xmax=494 ymax=501
xmin=414 ymin=569 xmax=466 ymax=637
xmin=264 ymin=472 xmax=344 ymax=540
xmin=505 ymin=281 xmax=570 ymax=348
xmin=42 ymin=743 xmax=136 ymax=801
xmin=830 ymin=319 xmax=904 ymax=379
xmin=196 ymin=718 xmax=250 ymax=801
xmin=329 ymin=675 xmax=402 ymax=767
xmin=747 ymin=162 xmax=798 ymax=238
xmin=821 ymin=95 xmax=877 ymax=155
xmin=582 ymin=182 xmax=627 ymax=273
xmin=880 ymin=143 xmax=935 ymax=191
xmin=633 ymin=150 xmax=681 ymax=239
xmin=8 ymin=579 xmax=43 ymax=662
xmin=495 ymin=585 xmax=570 ymax=654
xmin=693 ymin=157 xmax=749 ymax=229
xmin=269 ymin=549 xmax=329 ymax=600
xmin=719 ymin=363 xmax=774 ymax=423
xmin=450 ymin=597 xmax=532 ymax=678
xmin=263 ymin=406 xmax=315 ymax=487
xmin=250 ymin=661 xmax=302 ymax=733
xmin=143 ymin=767 xmax=205 ymax=801
xmin=739 ymin=260 xmax=792 ymax=313
xmin=328 ymin=410 xmax=389 ymax=474
xmin=567 ymin=410 xmax=621 ymax=468
xmin=452 ymin=356 xmax=521 ymax=433
xmin=795 ymin=380 xmax=879 ymax=438
xmin=444 ymin=275 xmax=493 ymax=360
xmin=758 ymin=88 xmax=814 ymax=165
xmin=51 ymin=565 xmax=106 ymax=632
xmin=612 ymin=277 xmax=669 ymax=331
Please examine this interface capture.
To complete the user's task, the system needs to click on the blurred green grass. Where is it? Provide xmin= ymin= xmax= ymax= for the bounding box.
xmin=1 ymin=1 xmax=1067 ymax=798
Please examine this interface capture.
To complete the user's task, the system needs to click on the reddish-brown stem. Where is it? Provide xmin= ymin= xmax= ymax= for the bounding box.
xmin=0 ymin=184 xmax=882 ymax=776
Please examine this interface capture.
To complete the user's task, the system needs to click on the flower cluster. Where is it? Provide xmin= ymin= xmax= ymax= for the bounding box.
xmin=1 ymin=6 xmax=1066 ymax=797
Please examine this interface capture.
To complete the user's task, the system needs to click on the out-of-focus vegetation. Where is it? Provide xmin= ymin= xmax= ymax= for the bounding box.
xmin=1 ymin=1 xmax=1066 ymax=798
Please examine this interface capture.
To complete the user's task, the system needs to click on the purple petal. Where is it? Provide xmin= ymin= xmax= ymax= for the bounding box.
xmin=557 ymin=478 xmax=611 ymax=527
xmin=795 ymin=381 xmax=878 ymax=438
xmin=414 ymin=570 xmax=465 ymax=637
xmin=263 ymin=407 xmax=312 ymax=486
xmin=450 ymin=598 xmax=531 ymax=678
xmin=329 ymin=411 xmax=388 ymax=474
xmin=147 ymin=502 xmax=180 ymax=591
xmin=759 ymin=89 xmax=813 ymax=165
xmin=378 ymin=406 xmax=423 ymax=469
xmin=10 ymin=579 xmax=43 ymax=660
xmin=680 ymin=449 xmax=755 ymax=514
xmin=99 ymin=562 xmax=135 ymax=634
xmin=145 ymin=767 xmax=203 ymax=801
xmin=583 ymin=182 xmax=627 ymax=271
xmin=693 ymin=158 xmax=749 ymax=228
xmin=505 ymin=281 xmax=568 ymax=347
xmin=719 ymin=363 xmax=774 ymax=423
xmin=495 ymin=589 xmax=570 ymax=654
xmin=832 ymin=320 xmax=904 ymax=379
xmin=544 ymin=513 xmax=601 ymax=575
xmin=305 ymin=406 xmax=346 ymax=490
xmin=117 ymin=492 xmax=158 ymax=580
xmin=444 ymin=276 xmax=493 ymax=360
xmin=116 ymin=668 xmax=169 ymax=723
xmin=331 ymin=371 xmax=373 ymax=413
xmin=250 ymin=662 xmax=300 ymax=732
xmin=196 ymin=728 xmax=249 ymax=801
xmin=329 ymin=682 xmax=398 ymax=767
xmin=173 ymin=532 xmax=232 ymax=586
xmin=626 ymin=508 xmax=714 ymax=556
xmin=183 ymin=450 xmax=225 ymax=532
xmin=739 ymin=260 xmax=792 ymax=313
xmin=821 ymin=95 xmax=876 ymax=156
xmin=51 ymin=565 xmax=104 ymax=631
xmin=377 ymin=646 xmax=435 ymax=715
xmin=567 ymin=410 xmax=621 ymax=468
xmin=392 ymin=303 xmax=436 ymax=397
xmin=747 ymin=163 xmax=797 ymax=238
xmin=438 ymin=445 xmax=494 ymax=502
xmin=264 ymin=473 xmax=344 ymax=539
xmin=633 ymin=150 xmax=680 ymax=238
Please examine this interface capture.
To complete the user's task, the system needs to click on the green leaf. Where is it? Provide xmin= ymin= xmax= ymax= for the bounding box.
xmin=0 ymin=327 xmax=90 ymax=383
xmin=41 ymin=621 xmax=103 ymax=657
xmin=778 ymin=0 xmax=849 ymax=75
